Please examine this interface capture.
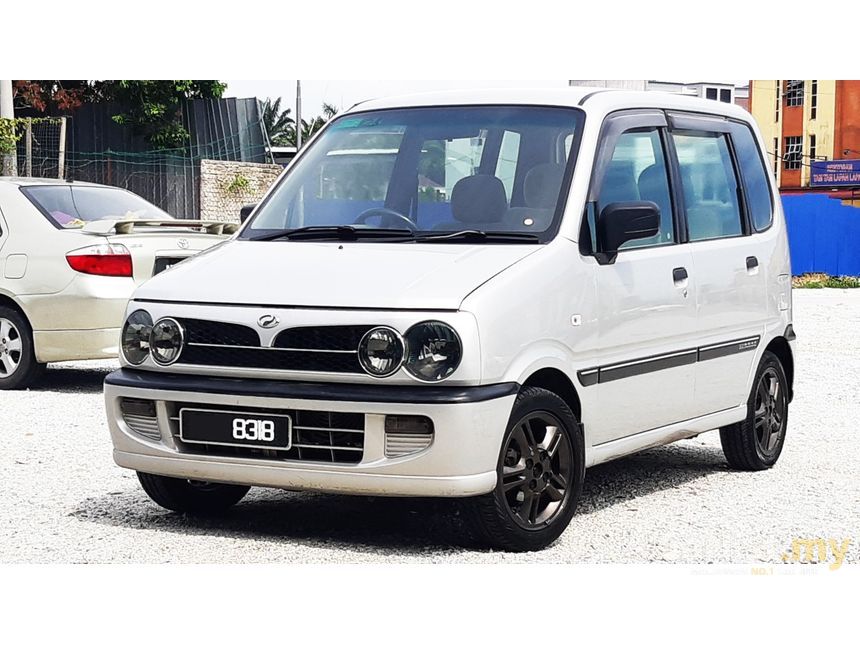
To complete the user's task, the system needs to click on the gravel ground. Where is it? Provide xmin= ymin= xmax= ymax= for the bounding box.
xmin=1 ymin=290 xmax=857 ymax=564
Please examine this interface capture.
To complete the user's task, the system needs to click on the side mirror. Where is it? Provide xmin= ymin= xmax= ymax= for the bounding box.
xmin=596 ymin=201 xmax=660 ymax=265
xmin=239 ymin=203 xmax=257 ymax=224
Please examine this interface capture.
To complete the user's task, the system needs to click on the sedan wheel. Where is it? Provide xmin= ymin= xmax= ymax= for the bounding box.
xmin=0 ymin=307 xmax=43 ymax=390
xmin=0 ymin=317 xmax=24 ymax=378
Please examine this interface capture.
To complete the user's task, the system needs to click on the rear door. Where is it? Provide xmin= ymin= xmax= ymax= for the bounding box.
xmin=667 ymin=112 xmax=768 ymax=414
xmin=581 ymin=111 xmax=699 ymax=447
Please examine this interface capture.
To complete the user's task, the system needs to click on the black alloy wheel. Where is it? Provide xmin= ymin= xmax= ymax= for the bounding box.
xmin=720 ymin=350 xmax=789 ymax=471
xmin=466 ymin=386 xmax=584 ymax=551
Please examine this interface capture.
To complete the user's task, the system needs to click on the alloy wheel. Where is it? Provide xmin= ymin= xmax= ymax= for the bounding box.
xmin=754 ymin=366 xmax=786 ymax=456
xmin=500 ymin=412 xmax=574 ymax=529
xmin=0 ymin=317 xmax=23 ymax=379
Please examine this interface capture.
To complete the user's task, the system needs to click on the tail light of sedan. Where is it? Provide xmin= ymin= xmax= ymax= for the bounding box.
xmin=66 ymin=244 xmax=133 ymax=277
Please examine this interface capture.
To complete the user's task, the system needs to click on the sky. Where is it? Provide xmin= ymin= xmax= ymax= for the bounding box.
xmin=223 ymin=80 xmax=568 ymax=118
xmin=223 ymin=80 xmax=747 ymax=119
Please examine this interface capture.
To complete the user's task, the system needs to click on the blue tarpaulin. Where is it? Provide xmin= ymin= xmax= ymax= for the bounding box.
xmin=781 ymin=194 xmax=860 ymax=276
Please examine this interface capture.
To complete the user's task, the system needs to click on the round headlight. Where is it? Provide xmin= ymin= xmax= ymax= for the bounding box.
xmin=120 ymin=310 xmax=153 ymax=365
xmin=358 ymin=326 xmax=404 ymax=377
xmin=404 ymin=321 xmax=462 ymax=381
xmin=150 ymin=317 xmax=185 ymax=365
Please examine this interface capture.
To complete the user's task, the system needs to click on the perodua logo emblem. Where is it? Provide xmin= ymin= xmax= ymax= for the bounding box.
xmin=257 ymin=314 xmax=280 ymax=329
xmin=177 ymin=238 xmax=190 ymax=249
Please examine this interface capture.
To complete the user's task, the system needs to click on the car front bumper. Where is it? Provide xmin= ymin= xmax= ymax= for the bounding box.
xmin=105 ymin=369 xmax=517 ymax=498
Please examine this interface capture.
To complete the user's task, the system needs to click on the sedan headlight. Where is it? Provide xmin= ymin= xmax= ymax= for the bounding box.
xmin=404 ymin=321 xmax=462 ymax=381
xmin=120 ymin=310 xmax=153 ymax=365
xmin=358 ymin=326 xmax=404 ymax=377
xmin=150 ymin=317 xmax=185 ymax=365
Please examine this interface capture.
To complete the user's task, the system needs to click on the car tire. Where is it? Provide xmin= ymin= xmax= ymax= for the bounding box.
xmin=137 ymin=472 xmax=250 ymax=514
xmin=465 ymin=386 xmax=585 ymax=552
xmin=719 ymin=350 xmax=789 ymax=471
xmin=0 ymin=306 xmax=44 ymax=390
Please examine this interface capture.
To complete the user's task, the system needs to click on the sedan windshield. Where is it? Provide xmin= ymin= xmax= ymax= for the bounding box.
xmin=243 ymin=105 xmax=584 ymax=242
xmin=22 ymin=185 xmax=172 ymax=229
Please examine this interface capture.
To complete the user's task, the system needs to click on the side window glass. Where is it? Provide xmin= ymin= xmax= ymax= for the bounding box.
xmin=417 ymin=131 xmax=488 ymax=228
xmin=672 ymin=132 xmax=743 ymax=241
xmin=729 ymin=123 xmax=773 ymax=231
xmin=596 ymin=128 xmax=674 ymax=249
xmin=494 ymin=130 xmax=521 ymax=202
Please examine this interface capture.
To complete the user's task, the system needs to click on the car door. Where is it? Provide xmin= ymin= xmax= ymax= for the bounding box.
xmin=667 ymin=112 xmax=768 ymax=415
xmin=581 ymin=111 xmax=699 ymax=447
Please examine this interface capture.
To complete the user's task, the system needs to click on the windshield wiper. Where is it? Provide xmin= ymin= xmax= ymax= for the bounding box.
xmin=250 ymin=226 xmax=415 ymax=242
xmin=416 ymin=230 xmax=541 ymax=244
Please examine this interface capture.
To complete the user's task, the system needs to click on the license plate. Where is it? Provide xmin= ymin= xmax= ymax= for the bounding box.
xmin=179 ymin=408 xmax=292 ymax=451
xmin=153 ymin=257 xmax=186 ymax=275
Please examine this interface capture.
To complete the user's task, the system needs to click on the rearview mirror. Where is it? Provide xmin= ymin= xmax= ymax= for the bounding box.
xmin=239 ymin=203 xmax=257 ymax=224
xmin=596 ymin=201 xmax=660 ymax=265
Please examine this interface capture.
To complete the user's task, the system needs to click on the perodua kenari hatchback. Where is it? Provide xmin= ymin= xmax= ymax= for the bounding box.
xmin=104 ymin=88 xmax=794 ymax=551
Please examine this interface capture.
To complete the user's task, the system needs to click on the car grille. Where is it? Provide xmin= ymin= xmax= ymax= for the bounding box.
xmin=167 ymin=402 xmax=364 ymax=464
xmin=179 ymin=318 xmax=261 ymax=347
xmin=175 ymin=320 xmax=372 ymax=374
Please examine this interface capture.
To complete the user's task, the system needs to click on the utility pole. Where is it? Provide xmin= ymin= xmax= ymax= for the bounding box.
xmin=0 ymin=79 xmax=17 ymax=176
xmin=296 ymin=80 xmax=302 ymax=150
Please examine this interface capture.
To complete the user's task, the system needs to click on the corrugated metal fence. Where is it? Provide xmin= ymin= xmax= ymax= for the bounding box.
xmin=783 ymin=194 xmax=860 ymax=276
xmin=63 ymin=97 xmax=269 ymax=218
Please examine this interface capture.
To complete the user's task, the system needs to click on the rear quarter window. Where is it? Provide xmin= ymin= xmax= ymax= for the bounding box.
xmin=730 ymin=122 xmax=774 ymax=232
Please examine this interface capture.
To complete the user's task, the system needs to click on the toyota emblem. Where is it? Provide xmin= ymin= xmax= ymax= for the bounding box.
xmin=257 ymin=314 xmax=280 ymax=329
xmin=177 ymin=238 xmax=190 ymax=249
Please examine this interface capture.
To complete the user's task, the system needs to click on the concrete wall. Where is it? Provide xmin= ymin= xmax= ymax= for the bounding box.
xmin=199 ymin=159 xmax=283 ymax=222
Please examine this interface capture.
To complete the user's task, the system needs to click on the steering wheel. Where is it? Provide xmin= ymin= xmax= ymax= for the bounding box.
xmin=353 ymin=207 xmax=419 ymax=231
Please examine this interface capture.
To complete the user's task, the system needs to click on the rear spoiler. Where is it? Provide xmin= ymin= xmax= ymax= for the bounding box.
xmin=81 ymin=219 xmax=239 ymax=236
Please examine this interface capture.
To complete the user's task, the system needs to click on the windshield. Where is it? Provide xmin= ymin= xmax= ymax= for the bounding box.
xmin=243 ymin=105 xmax=583 ymax=242
xmin=22 ymin=185 xmax=172 ymax=229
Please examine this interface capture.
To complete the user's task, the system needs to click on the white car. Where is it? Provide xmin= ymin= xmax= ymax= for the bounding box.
xmin=0 ymin=178 xmax=236 ymax=389
xmin=104 ymin=89 xmax=794 ymax=551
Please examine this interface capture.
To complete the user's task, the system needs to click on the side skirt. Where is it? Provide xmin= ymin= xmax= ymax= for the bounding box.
xmin=586 ymin=405 xmax=747 ymax=468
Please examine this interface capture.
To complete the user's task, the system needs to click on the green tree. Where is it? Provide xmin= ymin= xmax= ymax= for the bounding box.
xmin=13 ymin=80 xmax=227 ymax=149
xmin=99 ymin=80 xmax=226 ymax=149
xmin=261 ymin=97 xmax=294 ymax=146
xmin=285 ymin=102 xmax=338 ymax=147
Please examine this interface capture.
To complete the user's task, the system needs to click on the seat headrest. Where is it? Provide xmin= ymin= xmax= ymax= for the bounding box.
xmin=599 ymin=160 xmax=640 ymax=205
xmin=450 ymin=175 xmax=508 ymax=224
xmin=524 ymin=163 xmax=566 ymax=209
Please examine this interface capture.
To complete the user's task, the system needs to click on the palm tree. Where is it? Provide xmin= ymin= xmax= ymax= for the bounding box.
xmin=261 ymin=97 xmax=294 ymax=146
xmin=283 ymin=102 xmax=338 ymax=147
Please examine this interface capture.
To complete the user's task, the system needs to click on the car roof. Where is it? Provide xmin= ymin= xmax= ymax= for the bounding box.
xmin=346 ymin=86 xmax=751 ymax=122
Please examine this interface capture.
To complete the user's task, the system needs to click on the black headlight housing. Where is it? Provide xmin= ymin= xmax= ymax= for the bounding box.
xmin=150 ymin=317 xmax=185 ymax=365
xmin=358 ymin=326 xmax=404 ymax=377
xmin=120 ymin=310 xmax=153 ymax=365
xmin=404 ymin=321 xmax=462 ymax=381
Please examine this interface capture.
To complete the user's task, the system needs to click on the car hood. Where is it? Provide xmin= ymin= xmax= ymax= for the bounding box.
xmin=133 ymin=239 xmax=542 ymax=310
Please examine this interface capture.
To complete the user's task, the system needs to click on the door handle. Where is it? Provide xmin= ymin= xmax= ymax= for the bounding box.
xmin=673 ymin=267 xmax=688 ymax=283
xmin=746 ymin=256 xmax=759 ymax=270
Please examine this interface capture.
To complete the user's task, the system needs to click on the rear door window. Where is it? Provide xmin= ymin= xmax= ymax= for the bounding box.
xmin=671 ymin=132 xmax=743 ymax=241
